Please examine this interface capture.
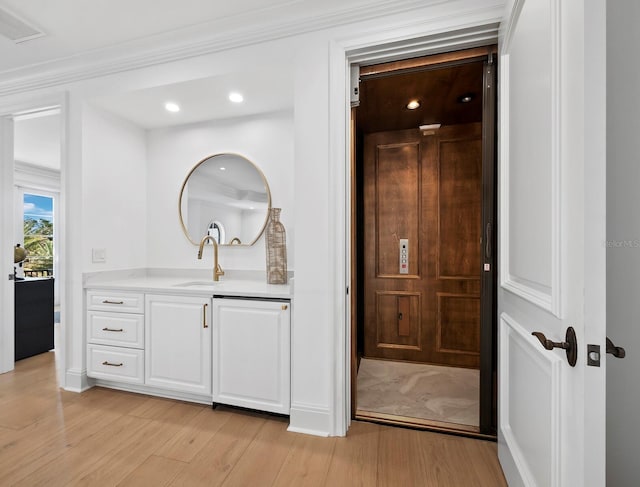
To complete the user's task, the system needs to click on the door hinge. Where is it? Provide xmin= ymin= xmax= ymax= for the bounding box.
xmin=8 ymin=273 xmax=14 ymax=280
xmin=346 ymin=286 xmax=350 ymax=295
xmin=350 ymin=65 xmax=360 ymax=108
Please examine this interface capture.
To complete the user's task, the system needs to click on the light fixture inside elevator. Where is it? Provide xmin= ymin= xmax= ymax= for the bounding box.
xmin=406 ymin=99 xmax=421 ymax=110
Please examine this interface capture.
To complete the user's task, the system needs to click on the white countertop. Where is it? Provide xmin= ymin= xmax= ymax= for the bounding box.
xmin=84 ymin=269 xmax=292 ymax=300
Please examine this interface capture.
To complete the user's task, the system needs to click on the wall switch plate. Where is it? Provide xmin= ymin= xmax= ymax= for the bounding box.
xmin=399 ymin=238 xmax=409 ymax=274
xmin=92 ymin=248 xmax=106 ymax=263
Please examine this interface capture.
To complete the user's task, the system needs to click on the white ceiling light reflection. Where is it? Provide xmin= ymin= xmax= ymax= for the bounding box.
xmin=164 ymin=102 xmax=180 ymax=112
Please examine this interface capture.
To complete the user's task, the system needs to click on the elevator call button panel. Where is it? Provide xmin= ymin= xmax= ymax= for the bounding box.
xmin=399 ymin=239 xmax=409 ymax=274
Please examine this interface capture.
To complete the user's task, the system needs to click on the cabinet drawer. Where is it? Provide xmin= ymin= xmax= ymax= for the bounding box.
xmin=87 ymin=344 xmax=144 ymax=384
xmin=87 ymin=290 xmax=144 ymax=313
xmin=87 ymin=311 xmax=144 ymax=348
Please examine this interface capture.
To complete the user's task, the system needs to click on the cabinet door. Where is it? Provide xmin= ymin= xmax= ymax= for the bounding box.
xmin=212 ymin=298 xmax=290 ymax=414
xmin=145 ymin=294 xmax=212 ymax=396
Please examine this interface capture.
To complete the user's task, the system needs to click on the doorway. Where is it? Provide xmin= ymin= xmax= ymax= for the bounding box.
xmin=1 ymin=102 xmax=66 ymax=386
xmin=351 ymin=46 xmax=497 ymax=437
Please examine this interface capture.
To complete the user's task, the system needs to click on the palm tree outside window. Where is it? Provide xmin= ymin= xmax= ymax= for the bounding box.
xmin=23 ymin=193 xmax=54 ymax=277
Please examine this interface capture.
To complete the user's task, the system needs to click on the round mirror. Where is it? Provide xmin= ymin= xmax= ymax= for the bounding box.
xmin=179 ymin=153 xmax=271 ymax=246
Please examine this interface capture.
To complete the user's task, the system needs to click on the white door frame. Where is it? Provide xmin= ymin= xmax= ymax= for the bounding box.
xmin=0 ymin=93 xmax=68 ymax=382
xmin=327 ymin=7 xmax=504 ymax=435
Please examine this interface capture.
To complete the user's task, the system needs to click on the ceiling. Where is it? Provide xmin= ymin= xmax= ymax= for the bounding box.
xmin=90 ymin=68 xmax=293 ymax=130
xmin=356 ymin=61 xmax=485 ymax=134
xmin=1 ymin=1 xmax=484 ymax=166
xmin=0 ymin=0 xmax=411 ymax=75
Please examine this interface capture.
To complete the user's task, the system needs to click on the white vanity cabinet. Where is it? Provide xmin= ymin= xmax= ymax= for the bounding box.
xmin=145 ymin=294 xmax=212 ymax=396
xmin=212 ymin=297 xmax=291 ymax=414
xmin=86 ymin=290 xmax=145 ymax=384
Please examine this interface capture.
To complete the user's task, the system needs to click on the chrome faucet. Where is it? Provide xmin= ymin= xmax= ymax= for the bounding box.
xmin=197 ymin=235 xmax=225 ymax=281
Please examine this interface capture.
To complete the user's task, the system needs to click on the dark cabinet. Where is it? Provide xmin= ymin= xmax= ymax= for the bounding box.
xmin=15 ymin=278 xmax=54 ymax=361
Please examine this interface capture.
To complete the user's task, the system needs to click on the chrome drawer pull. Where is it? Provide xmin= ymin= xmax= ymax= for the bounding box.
xmin=102 ymin=361 xmax=123 ymax=367
xmin=102 ymin=327 xmax=123 ymax=332
xmin=102 ymin=300 xmax=124 ymax=305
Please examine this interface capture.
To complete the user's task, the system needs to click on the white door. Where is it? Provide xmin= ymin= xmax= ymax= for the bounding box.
xmin=145 ymin=294 xmax=212 ymax=396
xmin=0 ymin=117 xmax=15 ymax=373
xmin=498 ymin=1 xmax=606 ymax=486
xmin=212 ymin=298 xmax=290 ymax=414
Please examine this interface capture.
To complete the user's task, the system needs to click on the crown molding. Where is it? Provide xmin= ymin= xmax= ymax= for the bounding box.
xmin=14 ymin=160 xmax=61 ymax=192
xmin=0 ymin=0 xmax=445 ymax=97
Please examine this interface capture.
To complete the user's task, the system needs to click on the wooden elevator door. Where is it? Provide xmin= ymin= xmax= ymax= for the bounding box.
xmin=363 ymin=123 xmax=482 ymax=368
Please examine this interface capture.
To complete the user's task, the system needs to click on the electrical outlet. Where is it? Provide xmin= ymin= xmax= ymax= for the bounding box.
xmin=92 ymin=248 xmax=106 ymax=263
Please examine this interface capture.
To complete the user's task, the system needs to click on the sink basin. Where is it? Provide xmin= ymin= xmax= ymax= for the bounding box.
xmin=173 ymin=281 xmax=220 ymax=287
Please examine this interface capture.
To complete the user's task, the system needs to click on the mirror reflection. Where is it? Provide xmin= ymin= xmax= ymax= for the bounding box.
xmin=179 ymin=153 xmax=271 ymax=246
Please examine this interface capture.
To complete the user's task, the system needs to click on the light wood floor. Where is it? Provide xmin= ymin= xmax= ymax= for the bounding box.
xmin=0 ymin=352 xmax=507 ymax=486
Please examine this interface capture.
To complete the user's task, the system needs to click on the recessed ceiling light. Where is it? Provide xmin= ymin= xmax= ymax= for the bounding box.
xmin=406 ymin=99 xmax=421 ymax=110
xmin=219 ymin=167 xmax=226 ymax=171
xmin=458 ymin=94 xmax=474 ymax=103
xmin=249 ymin=206 xmax=255 ymax=210
xmin=164 ymin=102 xmax=180 ymax=112
xmin=229 ymin=92 xmax=244 ymax=103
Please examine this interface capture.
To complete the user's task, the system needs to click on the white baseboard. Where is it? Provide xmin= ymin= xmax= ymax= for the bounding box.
xmin=64 ymin=368 xmax=92 ymax=392
xmin=92 ymin=379 xmax=213 ymax=405
xmin=288 ymin=403 xmax=331 ymax=437
xmin=498 ymin=433 xmax=526 ymax=487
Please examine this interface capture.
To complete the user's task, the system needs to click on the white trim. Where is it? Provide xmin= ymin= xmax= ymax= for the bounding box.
xmin=13 ymin=106 xmax=61 ymax=121
xmin=64 ymin=368 xmax=92 ymax=392
xmin=92 ymin=379 xmax=214 ymax=405
xmin=0 ymin=0 xmax=474 ymax=97
xmin=329 ymin=4 xmax=503 ymax=436
xmin=328 ymin=39 xmax=350 ymax=438
xmin=498 ymin=312 xmax=562 ymax=487
xmin=501 ymin=277 xmax=553 ymax=312
xmin=0 ymin=92 xmax=68 ymax=386
xmin=498 ymin=0 xmax=524 ymax=53
xmin=14 ymin=160 xmax=61 ymax=191
xmin=0 ymin=117 xmax=15 ymax=374
xmin=347 ymin=23 xmax=501 ymax=65
xmin=288 ymin=403 xmax=331 ymax=437
xmin=498 ymin=0 xmax=562 ymax=317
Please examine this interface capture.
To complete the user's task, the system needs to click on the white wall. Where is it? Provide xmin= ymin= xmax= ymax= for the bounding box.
xmin=14 ymin=113 xmax=61 ymax=170
xmin=145 ymin=110 xmax=294 ymax=271
xmin=0 ymin=0 xmax=504 ymax=434
xmin=606 ymin=0 xmax=640 ymax=484
xmin=82 ymin=104 xmax=147 ymax=271
xmin=289 ymin=33 xmax=332 ymax=429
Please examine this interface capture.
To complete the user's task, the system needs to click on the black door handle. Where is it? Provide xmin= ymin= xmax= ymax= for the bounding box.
xmin=606 ymin=337 xmax=626 ymax=358
xmin=532 ymin=326 xmax=577 ymax=367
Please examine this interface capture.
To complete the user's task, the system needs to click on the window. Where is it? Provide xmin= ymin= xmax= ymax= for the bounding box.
xmin=23 ymin=193 xmax=54 ymax=277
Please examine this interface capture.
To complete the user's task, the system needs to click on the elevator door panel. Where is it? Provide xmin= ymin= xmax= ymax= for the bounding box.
xmin=363 ymin=124 xmax=481 ymax=367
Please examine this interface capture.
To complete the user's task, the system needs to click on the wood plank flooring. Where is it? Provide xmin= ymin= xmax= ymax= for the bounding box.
xmin=0 ymin=352 xmax=507 ymax=486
